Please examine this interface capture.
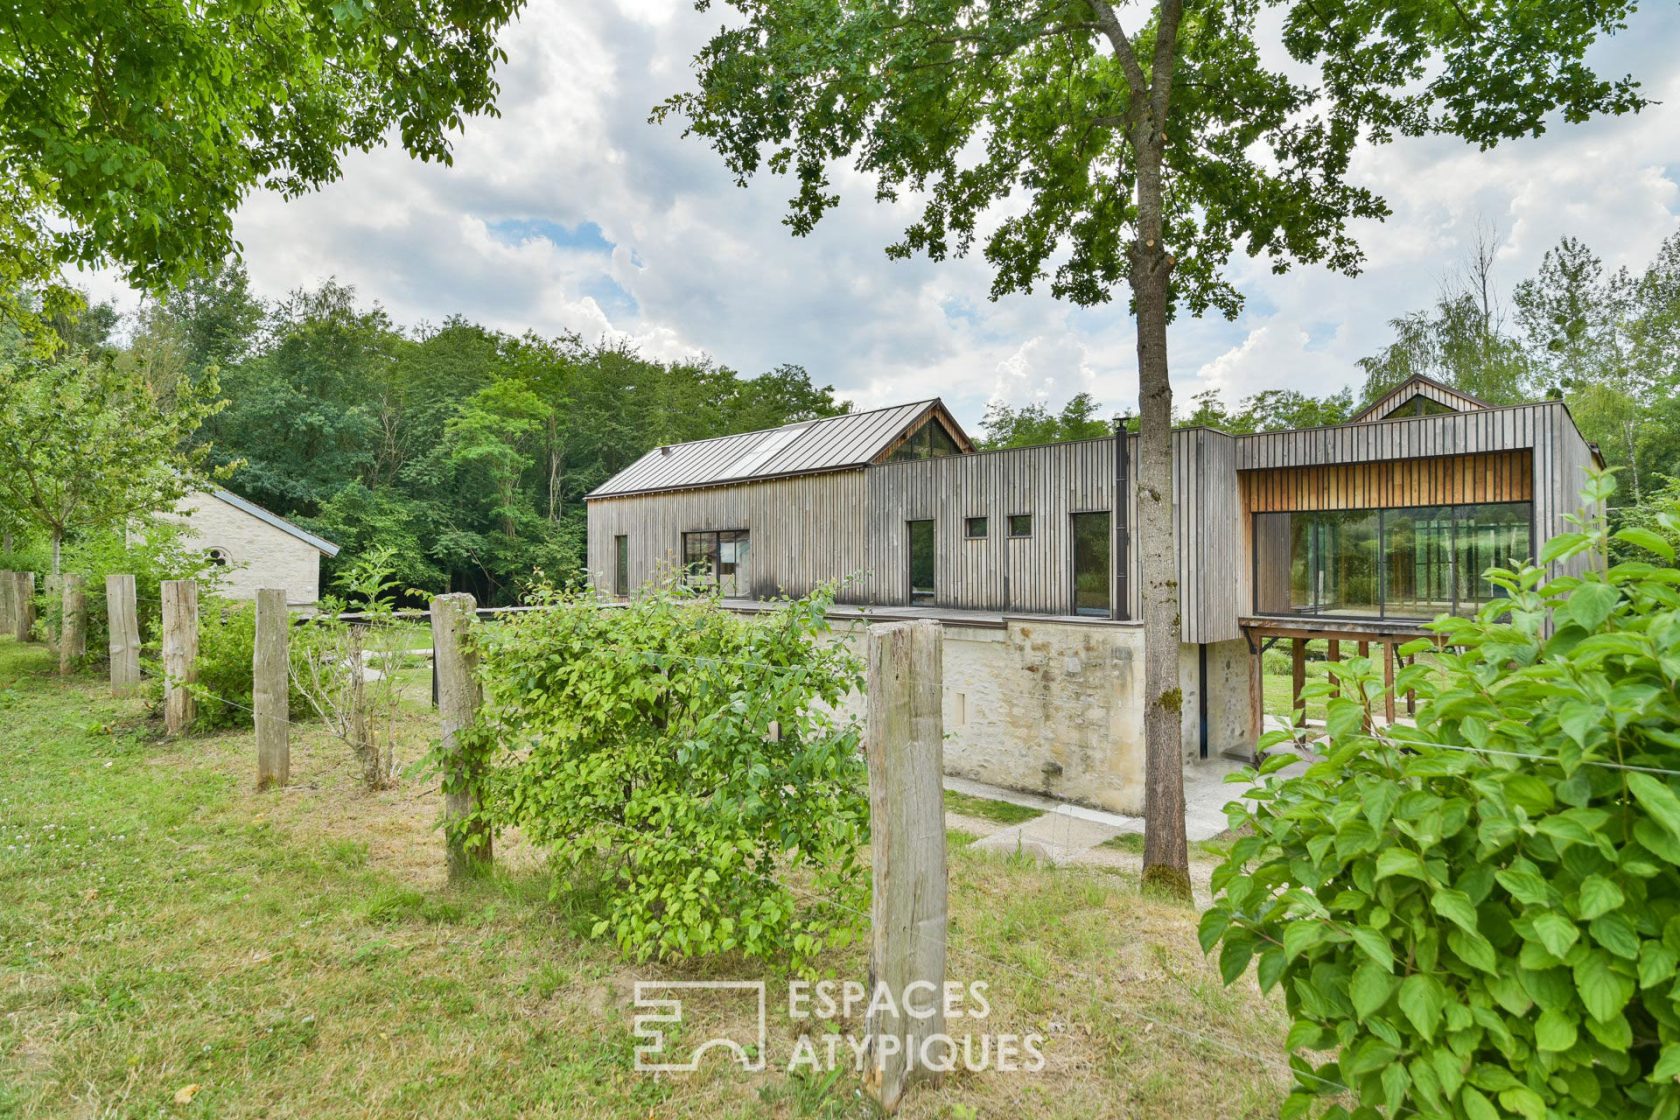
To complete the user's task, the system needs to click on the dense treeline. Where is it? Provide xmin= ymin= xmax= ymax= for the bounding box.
xmin=18 ymin=264 xmax=849 ymax=604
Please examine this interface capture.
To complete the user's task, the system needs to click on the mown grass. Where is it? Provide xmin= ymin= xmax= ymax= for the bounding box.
xmin=941 ymin=789 xmax=1042 ymax=826
xmin=0 ymin=636 xmax=1294 ymax=1119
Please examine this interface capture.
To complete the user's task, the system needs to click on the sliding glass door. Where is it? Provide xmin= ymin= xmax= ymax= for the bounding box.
xmin=1254 ymin=502 xmax=1531 ymax=620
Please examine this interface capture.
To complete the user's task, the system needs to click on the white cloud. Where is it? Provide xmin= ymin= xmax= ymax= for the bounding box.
xmin=79 ymin=2 xmax=1680 ymax=433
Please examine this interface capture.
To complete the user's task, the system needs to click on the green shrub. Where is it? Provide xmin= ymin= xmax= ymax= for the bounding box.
xmin=455 ymin=580 xmax=869 ymax=970
xmin=1204 ymin=473 xmax=1680 ymax=1119
xmin=42 ymin=519 xmax=215 ymax=664
xmin=193 ymin=599 xmax=258 ymax=730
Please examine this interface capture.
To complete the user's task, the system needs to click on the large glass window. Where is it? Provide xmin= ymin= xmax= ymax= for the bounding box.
xmin=613 ymin=535 xmax=629 ymax=597
xmin=1071 ymin=512 xmax=1111 ymax=617
xmin=1454 ymin=503 xmax=1532 ymax=609
xmin=908 ymin=520 xmax=935 ymax=605
xmin=887 ymin=420 xmax=962 ymax=462
xmin=1253 ymin=502 xmax=1531 ymax=620
xmin=682 ymin=530 xmax=750 ymax=597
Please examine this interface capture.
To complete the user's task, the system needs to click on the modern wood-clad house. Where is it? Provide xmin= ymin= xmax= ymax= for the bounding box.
xmin=585 ymin=375 xmax=1602 ymax=809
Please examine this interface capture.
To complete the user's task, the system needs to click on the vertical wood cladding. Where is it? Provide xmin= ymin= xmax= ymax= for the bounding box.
xmin=1240 ymin=450 xmax=1534 ymax=512
xmin=587 ymin=399 xmax=1599 ymax=643
xmin=585 ymin=470 xmax=870 ymax=603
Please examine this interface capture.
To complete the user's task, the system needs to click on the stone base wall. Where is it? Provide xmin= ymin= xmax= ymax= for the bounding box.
xmin=827 ymin=617 xmax=1259 ymax=816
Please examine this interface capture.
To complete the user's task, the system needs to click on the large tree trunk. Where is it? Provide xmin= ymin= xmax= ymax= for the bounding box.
xmin=1130 ymin=130 xmax=1191 ymax=900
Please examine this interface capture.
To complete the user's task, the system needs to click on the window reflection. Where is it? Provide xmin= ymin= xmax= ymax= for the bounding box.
xmin=1254 ymin=502 xmax=1531 ymax=620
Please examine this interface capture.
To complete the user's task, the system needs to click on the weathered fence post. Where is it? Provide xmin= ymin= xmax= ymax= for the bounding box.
xmin=254 ymin=588 xmax=289 ymax=790
xmin=864 ymin=619 xmax=948 ymax=1113
xmin=14 ymin=572 xmax=36 ymax=642
xmin=59 ymin=573 xmax=86 ymax=674
xmin=162 ymin=579 xmax=199 ymax=734
xmin=106 ymin=574 xmax=141 ymax=696
xmin=431 ymin=593 xmax=491 ymax=880
xmin=0 ymin=571 xmax=13 ymax=635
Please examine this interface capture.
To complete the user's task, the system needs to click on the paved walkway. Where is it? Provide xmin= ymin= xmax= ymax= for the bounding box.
xmin=946 ymin=757 xmax=1253 ymax=869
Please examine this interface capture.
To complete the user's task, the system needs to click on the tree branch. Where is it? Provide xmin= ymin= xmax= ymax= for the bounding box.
xmin=1148 ymin=0 xmax=1185 ymax=124
xmin=1084 ymin=0 xmax=1149 ymax=98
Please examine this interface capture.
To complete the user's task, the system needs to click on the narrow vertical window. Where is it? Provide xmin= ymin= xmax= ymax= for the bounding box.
xmin=908 ymin=520 xmax=935 ymax=605
xmin=1071 ymin=512 xmax=1111 ymax=617
xmin=613 ymin=535 xmax=628 ymax=596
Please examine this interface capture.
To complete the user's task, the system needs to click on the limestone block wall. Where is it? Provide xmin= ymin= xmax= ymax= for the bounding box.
xmin=823 ymin=617 xmax=1266 ymax=816
xmin=162 ymin=492 xmax=325 ymax=606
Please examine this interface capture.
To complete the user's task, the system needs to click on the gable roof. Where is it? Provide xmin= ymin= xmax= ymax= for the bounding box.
xmin=212 ymin=488 xmax=341 ymax=557
xmin=1351 ymin=374 xmax=1492 ymax=424
xmin=587 ymin=400 xmax=973 ymax=499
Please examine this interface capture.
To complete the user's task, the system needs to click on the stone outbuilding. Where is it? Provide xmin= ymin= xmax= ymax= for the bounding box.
xmin=164 ymin=488 xmax=340 ymax=606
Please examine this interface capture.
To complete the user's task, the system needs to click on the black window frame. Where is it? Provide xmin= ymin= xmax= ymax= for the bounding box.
xmin=1008 ymin=513 xmax=1033 ymax=538
xmin=1250 ymin=499 xmax=1534 ymax=621
xmin=612 ymin=535 xmax=629 ymax=596
xmin=1070 ymin=510 xmax=1112 ymax=618
xmin=964 ymin=516 xmax=988 ymax=540
xmin=681 ymin=529 xmax=751 ymax=597
xmin=907 ymin=519 xmax=936 ymax=605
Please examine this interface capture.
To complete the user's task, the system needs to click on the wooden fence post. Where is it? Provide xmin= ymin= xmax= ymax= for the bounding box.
xmin=431 ymin=593 xmax=491 ymax=880
xmin=0 ymin=571 xmax=13 ymax=635
xmin=1382 ymin=643 xmax=1397 ymax=725
xmin=254 ymin=588 xmax=289 ymax=790
xmin=863 ymin=619 xmax=947 ymax=1113
xmin=1290 ymin=638 xmax=1306 ymax=718
xmin=14 ymin=572 xmax=35 ymax=642
xmin=59 ymin=574 xmax=86 ymax=674
xmin=106 ymin=575 xmax=141 ymax=696
xmin=162 ymin=579 xmax=199 ymax=735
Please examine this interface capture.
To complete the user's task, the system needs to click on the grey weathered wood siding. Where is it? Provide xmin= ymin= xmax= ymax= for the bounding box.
xmin=1175 ymin=429 xmax=1244 ymax=644
xmin=585 ymin=470 xmax=869 ymax=602
xmin=1236 ymin=400 xmax=1600 ymax=578
xmin=863 ymin=438 xmax=1125 ymax=616
xmin=587 ymin=399 xmax=1599 ymax=641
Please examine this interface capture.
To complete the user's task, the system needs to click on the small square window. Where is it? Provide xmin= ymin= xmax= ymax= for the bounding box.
xmin=1009 ymin=514 xmax=1032 ymax=537
xmin=965 ymin=516 xmax=988 ymax=539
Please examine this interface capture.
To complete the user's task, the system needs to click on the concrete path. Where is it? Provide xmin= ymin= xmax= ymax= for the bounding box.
xmin=948 ymin=757 xmax=1253 ymax=869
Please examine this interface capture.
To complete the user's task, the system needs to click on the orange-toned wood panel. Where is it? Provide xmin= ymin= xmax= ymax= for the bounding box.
xmin=1241 ymin=450 xmax=1532 ymax=513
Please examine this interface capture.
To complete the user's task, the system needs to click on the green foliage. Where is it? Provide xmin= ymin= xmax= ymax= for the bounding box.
xmin=1204 ymin=473 xmax=1680 ymax=1118
xmin=180 ymin=280 xmax=850 ymax=604
xmin=0 ymin=0 xmax=522 ymax=317
xmin=0 ymin=343 xmax=224 ymax=570
xmin=290 ymin=548 xmax=409 ymax=788
xmin=192 ymin=601 xmax=258 ymax=732
xmin=456 ymin=582 xmax=869 ymax=969
xmin=53 ymin=520 xmax=217 ymax=662
xmin=1181 ymin=387 xmax=1357 ymax=434
xmin=978 ymin=393 xmax=1116 ymax=448
xmin=659 ymin=0 xmax=1644 ymax=319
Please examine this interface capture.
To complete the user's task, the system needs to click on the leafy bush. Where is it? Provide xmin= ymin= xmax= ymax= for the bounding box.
xmin=290 ymin=548 xmax=410 ymax=789
xmin=1204 ymin=473 xmax=1680 ymax=1119
xmin=193 ymin=599 xmax=258 ymax=730
xmin=457 ymin=581 xmax=869 ymax=969
xmin=47 ymin=519 xmax=215 ymax=663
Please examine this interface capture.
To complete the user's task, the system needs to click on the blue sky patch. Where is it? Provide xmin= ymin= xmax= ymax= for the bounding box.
xmin=489 ymin=218 xmax=614 ymax=255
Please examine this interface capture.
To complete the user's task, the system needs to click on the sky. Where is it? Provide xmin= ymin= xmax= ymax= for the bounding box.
xmin=86 ymin=1 xmax=1680 ymax=435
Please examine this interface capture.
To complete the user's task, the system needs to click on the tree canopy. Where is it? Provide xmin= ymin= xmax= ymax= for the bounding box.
xmin=107 ymin=267 xmax=851 ymax=603
xmin=0 ymin=0 xmax=522 ymax=313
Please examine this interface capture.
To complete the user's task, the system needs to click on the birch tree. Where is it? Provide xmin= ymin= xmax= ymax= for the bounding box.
xmin=659 ymin=0 xmax=1648 ymax=895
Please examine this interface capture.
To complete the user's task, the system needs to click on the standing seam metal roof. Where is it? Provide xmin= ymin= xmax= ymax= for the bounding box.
xmin=586 ymin=400 xmax=947 ymax=498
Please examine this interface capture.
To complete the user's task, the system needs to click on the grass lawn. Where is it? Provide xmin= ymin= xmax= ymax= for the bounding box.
xmin=941 ymin=789 xmax=1042 ymax=826
xmin=0 ymin=636 xmax=1295 ymax=1119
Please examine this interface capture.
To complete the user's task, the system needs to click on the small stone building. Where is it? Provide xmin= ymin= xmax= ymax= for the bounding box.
xmin=164 ymin=488 xmax=340 ymax=606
